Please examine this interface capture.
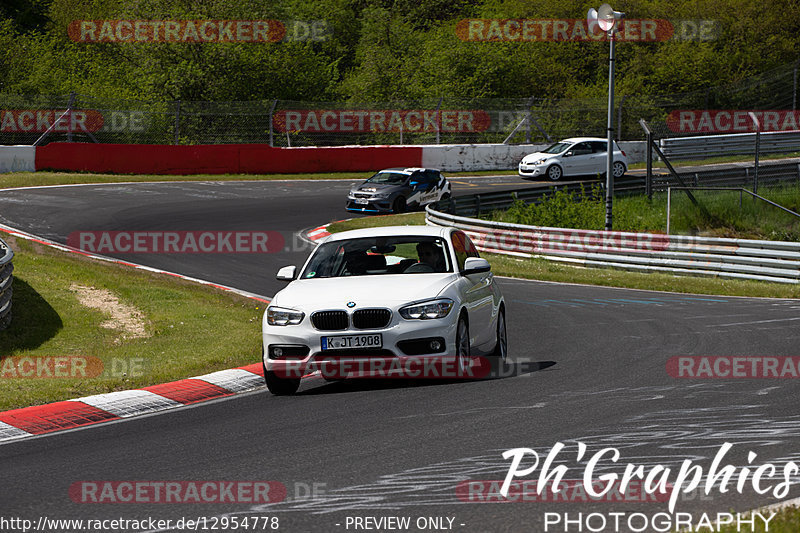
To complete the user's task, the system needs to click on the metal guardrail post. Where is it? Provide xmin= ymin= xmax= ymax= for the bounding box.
xmin=475 ymin=195 xmax=481 ymax=217
xmin=666 ymin=187 xmax=672 ymax=235
xmin=749 ymin=112 xmax=761 ymax=194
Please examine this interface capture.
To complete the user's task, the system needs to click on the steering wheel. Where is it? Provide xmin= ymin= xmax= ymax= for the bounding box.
xmin=404 ymin=262 xmax=435 ymax=273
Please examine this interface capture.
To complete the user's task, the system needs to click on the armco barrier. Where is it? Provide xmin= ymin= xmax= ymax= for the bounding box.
xmin=426 ymin=206 xmax=800 ymax=284
xmin=0 ymin=237 xmax=13 ymax=330
xmin=661 ymin=131 xmax=800 ymax=159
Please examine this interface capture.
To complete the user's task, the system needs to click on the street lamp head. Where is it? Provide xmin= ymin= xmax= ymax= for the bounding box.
xmin=596 ymin=4 xmax=625 ymax=32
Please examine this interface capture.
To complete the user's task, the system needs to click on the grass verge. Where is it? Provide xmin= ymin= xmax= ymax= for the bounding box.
xmin=489 ymin=184 xmax=800 ymax=241
xmin=0 ymin=234 xmax=263 ymax=412
xmin=328 ymin=213 xmax=800 ymax=299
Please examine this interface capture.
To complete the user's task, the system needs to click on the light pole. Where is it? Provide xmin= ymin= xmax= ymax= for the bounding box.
xmin=588 ymin=4 xmax=624 ymax=231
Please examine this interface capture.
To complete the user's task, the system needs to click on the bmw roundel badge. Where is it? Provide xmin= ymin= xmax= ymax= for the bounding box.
xmin=347 ymin=301 xmax=356 ymax=308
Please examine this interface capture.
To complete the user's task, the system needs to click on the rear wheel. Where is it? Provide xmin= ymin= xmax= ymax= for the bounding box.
xmin=612 ymin=161 xmax=626 ymax=178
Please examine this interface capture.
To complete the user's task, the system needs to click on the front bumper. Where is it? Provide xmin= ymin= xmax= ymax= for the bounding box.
xmin=518 ymin=164 xmax=544 ymax=178
xmin=264 ymin=312 xmax=460 ymax=378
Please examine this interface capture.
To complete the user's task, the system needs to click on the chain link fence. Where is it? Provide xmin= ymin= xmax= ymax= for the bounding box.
xmin=1 ymin=60 xmax=798 ymax=147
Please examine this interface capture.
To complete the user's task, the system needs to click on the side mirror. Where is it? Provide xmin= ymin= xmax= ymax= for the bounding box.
xmin=462 ymin=257 xmax=491 ymax=275
xmin=409 ymin=181 xmax=419 ymax=186
xmin=276 ymin=265 xmax=297 ymax=281
xmin=563 ymin=151 xmax=573 ymax=157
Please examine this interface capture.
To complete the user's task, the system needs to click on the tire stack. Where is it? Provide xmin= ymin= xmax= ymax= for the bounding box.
xmin=0 ymin=237 xmax=13 ymax=331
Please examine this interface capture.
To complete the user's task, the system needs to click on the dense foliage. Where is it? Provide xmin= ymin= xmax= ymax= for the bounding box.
xmin=1 ymin=0 xmax=799 ymax=102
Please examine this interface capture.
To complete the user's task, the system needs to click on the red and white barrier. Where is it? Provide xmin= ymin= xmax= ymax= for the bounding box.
xmin=2 ymin=141 xmax=646 ymax=175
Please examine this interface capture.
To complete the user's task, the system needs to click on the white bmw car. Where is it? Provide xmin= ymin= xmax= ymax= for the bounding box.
xmin=262 ymin=226 xmax=507 ymax=395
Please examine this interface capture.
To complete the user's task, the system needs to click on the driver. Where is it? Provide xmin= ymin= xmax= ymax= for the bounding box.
xmin=415 ymin=241 xmax=446 ymax=272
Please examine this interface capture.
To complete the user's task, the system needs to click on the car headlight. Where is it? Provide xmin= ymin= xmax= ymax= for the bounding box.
xmin=399 ymin=298 xmax=454 ymax=320
xmin=532 ymin=158 xmax=547 ymax=165
xmin=267 ymin=306 xmax=305 ymax=326
xmin=372 ymin=192 xmax=391 ymax=199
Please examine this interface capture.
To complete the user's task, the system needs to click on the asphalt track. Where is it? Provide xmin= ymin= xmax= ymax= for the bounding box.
xmin=1 ymin=175 xmax=800 ymax=533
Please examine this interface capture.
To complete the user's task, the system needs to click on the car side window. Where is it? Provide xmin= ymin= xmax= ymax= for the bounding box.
xmin=452 ymin=231 xmax=480 ymax=271
xmin=571 ymin=142 xmax=592 ymax=156
xmin=590 ymin=141 xmax=608 ymax=153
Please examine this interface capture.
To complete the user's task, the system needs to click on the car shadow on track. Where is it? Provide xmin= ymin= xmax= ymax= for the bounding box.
xmin=296 ymin=359 xmax=557 ymax=396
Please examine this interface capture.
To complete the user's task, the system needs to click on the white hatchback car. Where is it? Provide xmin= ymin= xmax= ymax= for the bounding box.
xmin=262 ymin=226 xmax=507 ymax=395
xmin=518 ymin=137 xmax=627 ymax=181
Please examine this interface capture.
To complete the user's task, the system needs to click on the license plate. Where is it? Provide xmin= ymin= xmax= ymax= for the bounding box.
xmin=322 ymin=334 xmax=382 ymax=350
xmin=355 ymin=198 xmax=370 ymax=204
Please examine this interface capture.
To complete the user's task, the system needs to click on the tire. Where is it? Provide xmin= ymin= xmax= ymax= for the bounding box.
xmin=547 ymin=165 xmax=563 ymax=181
xmin=262 ymin=358 xmax=301 ymax=396
xmin=491 ymin=307 xmax=508 ymax=363
xmin=392 ymin=196 xmax=407 ymax=213
xmin=455 ymin=314 xmax=471 ymax=376
xmin=612 ymin=161 xmax=626 ymax=178
xmin=441 ymin=192 xmax=451 ymax=201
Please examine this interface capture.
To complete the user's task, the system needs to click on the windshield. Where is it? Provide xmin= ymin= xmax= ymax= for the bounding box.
xmin=542 ymin=142 xmax=571 ymax=154
xmin=301 ymin=236 xmax=452 ymax=278
xmin=365 ymin=171 xmax=409 ymax=185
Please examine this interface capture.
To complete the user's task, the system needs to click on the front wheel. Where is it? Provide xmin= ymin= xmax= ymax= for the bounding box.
xmin=263 ymin=359 xmax=300 ymax=395
xmin=392 ymin=196 xmax=407 ymax=213
xmin=455 ymin=314 xmax=471 ymax=376
xmin=547 ymin=165 xmax=562 ymax=181
xmin=491 ymin=308 xmax=508 ymax=363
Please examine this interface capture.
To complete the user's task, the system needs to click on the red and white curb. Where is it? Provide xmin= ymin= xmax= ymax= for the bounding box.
xmin=0 ymin=222 xmax=275 ymax=444
xmin=305 ymin=224 xmax=331 ymax=242
xmin=0 ymin=364 xmax=265 ymax=443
